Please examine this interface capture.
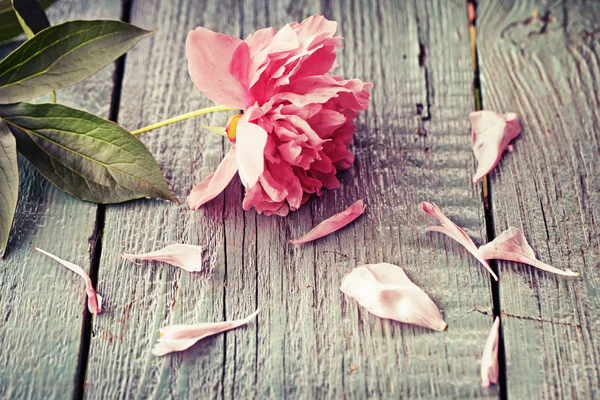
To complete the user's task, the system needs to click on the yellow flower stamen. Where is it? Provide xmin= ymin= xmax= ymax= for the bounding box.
xmin=225 ymin=114 xmax=242 ymax=142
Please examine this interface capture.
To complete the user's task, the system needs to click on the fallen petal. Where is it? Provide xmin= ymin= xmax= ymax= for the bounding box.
xmin=153 ymin=309 xmax=260 ymax=356
xmin=35 ymin=247 xmax=102 ymax=314
xmin=420 ymin=202 xmax=498 ymax=281
xmin=481 ymin=317 xmax=500 ymax=388
xmin=121 ymin=244 xmax=203 ymax=272
xmin=479 ymin=227 xmax=579 ymax=277
xmin=340 ymin=263 xmax=447 ymax=331
xmin=470 ymin=111 xmax=521 ymax=184
xmin=291 ymin=199 xmax=366 ymax=245
xmin=188 ymin=147 xmax=239 ymax=210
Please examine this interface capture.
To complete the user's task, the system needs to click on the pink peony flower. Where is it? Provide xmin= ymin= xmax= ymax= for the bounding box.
xmin=186 ymin=15 xmax=371 ymax=216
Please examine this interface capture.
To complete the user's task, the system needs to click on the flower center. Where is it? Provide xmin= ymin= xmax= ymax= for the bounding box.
xmin=225 ymin=114 xmax=242 ymax=142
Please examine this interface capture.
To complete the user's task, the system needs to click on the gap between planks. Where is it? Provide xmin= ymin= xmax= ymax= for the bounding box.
xmin=73 ymin=0 xmax=134 ymax=398
xmin=467 ymin=0 xmax=507 ymax=399
xmin=72 ymin=0 xmax=502 ymax=397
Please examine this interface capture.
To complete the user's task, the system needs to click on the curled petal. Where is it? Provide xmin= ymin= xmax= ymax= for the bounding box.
xmin=153 ymin=309 xmax=260 ymax=356
xmin=479 ymin=227 xmax=579 ymax=277
xmin=235 ymin=121 xmax=268 ymax=188
xmin=121 ymin=244 xmax=203 ymax=272
xmin=470 ymin=111 xmax=521 ymax=184
xmin=481 ymin=317 xmax=500 ymax=388
xmin=420 ymin=201 xmax=498 ymax=281
xmin=340 ymin=263 xmax=447 ymax=331
xmin=35 ymin=247 xmax=102 ymax=314
xmin=186 ymin=27 xmax=252 ymax=108
xmin=290 ymin=200 xmax=366 ymax=245
xmin=188 ymin=147 xmax=238 ymax=210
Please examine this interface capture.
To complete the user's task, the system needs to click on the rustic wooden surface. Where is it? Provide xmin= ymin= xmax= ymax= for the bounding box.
xmin=477 ymin=1 xmax=600 ymax=399
xmin=83 ymin=0 xmax=495 ymax=398
xmin=1 ymin=0 xmax=599 ymax=398
xmin=0 ymin=1 xmax=121 ymax=399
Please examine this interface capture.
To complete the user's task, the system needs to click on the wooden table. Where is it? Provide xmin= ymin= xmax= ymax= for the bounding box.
xmin=1 ymin=0 xmax=598 ymax=398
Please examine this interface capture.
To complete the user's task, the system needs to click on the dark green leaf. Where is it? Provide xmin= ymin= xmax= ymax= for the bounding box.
xmin=0 ymin=119 xmax=18 ymax=258
xmin=11 ymin=0 xmax=56 ymax=102
xmin=12 ymin=0 xmax=51 ymax=38
xmin=0 ymin=0 xmax=55 ymax=43
xmin=0 ymin=20 xmax=154 ymax=103
xmin=0 ymin=103 xmax=177 ymax=204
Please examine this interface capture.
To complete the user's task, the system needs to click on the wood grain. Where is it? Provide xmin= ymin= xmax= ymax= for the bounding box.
xmin=84 ymin=0 xmax=239 ymax=398
xmin=306 ymin=1 xmax=495 ymax=398
xmin=477 ymin=1 xmax=600 ymax=398
xmin=0 ymin=1 xmax=121 ymax=398
xmin=85 ymin=0 xmax=500 ymax=398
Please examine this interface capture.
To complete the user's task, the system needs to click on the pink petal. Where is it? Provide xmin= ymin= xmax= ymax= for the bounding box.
xmin=35 ymin=247 xmax=102 ymax=314
xmin=420 ymin=201 xmax=498 ymax=281
xmin=153 ymin=309 xmax=260 ymax=356
xmin=340 ymin=263 xmax=447 ymax=331
xmin=187 ymin=147 xmax=238 ymax=210
xmin=186 ymin=27 xmax=252 ymax=108
xmin=470 ymin=111 xmax=521 ymax=184
xmin=121 ymin=244 xmax=204 ymax=272
xmin=481 ymin=317 xmax=500 ymax=387
xmin=235 ymin=121 xmax=268 ymax=188
xmin=290 ymin=200 xmax=366 ymax=245
xmin=479 ymin=227 xmax=579 ymax=277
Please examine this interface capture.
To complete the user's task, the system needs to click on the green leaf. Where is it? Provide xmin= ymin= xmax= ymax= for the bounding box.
xmin=0 ymin=20 xmax=154 ymax=103
xmin=11 ymin=0 xmax=57 ymax=102
xmin=12 ymin=0 xmax=51 ymax=38
xmin=0 ymin=0 xmax=55 ymax=43
xmin=0 ymin=103 xmax=177 ymax=204
xmin=0 ymin=119 xmax=19 ymax=258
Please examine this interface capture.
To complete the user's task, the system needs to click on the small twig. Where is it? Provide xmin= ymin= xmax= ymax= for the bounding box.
xmin=468 ymin=307 xmax=581 ymax=328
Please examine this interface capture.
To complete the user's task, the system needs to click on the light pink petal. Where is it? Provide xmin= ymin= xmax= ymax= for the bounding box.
xmin=481 ymin=317 xmax=500 ymax=387
xmin=420 ymin=201 xmax=498 ymax=281
xmin=290 ymin=200 xmax=366 ymax=245
xmin=186 ymin=27 xmax=252 ymax=108
xmin=121 ymin=244 xmax=204 ymax=273
xmin=235 ymin=121 xmax=268 ymax=188
xmin=244 ymin=27 xmax=277 ymax=56
xmin=290 ymin=15 xmax=338 ymax=45
xmin=187 ymin=147 xmax=238 ymax=210
xmin=153 ymin=309 xmax=260 ymax=356
xmin=479 ymin=227 xmax=579 ymax=277
xmin=248 ymin=24 xmax=299 ymax=88
xmin=340 ymin=263 xmax=447 ymax=331
xmin=470 ymin=111 xmax=521 ymax=184
xmin=35 ymin=247 xmax=102 ymax=314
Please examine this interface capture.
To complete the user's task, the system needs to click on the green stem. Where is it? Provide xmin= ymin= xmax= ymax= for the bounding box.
xmin=131 ymin=105 xmax=237 ymax=136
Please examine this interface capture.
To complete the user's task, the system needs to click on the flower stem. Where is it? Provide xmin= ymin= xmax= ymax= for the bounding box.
xmin=131 ymin=105 xmax=238 ymax=136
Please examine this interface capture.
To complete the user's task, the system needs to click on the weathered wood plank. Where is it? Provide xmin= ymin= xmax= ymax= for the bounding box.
xmin=86 ymin=0 xmax=498 ymax=398
xmin=233 ymin=1 xmax=498 ymax=398
xmin=477 ymin=1 xmax=600 ymax=398
xmin=84 ymin=0 xmax=239 ymax=398
xmin=0 ymin=1 xmax=121 ymax=398
xmin=290 ymin=1 xmax=495 ymax=398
